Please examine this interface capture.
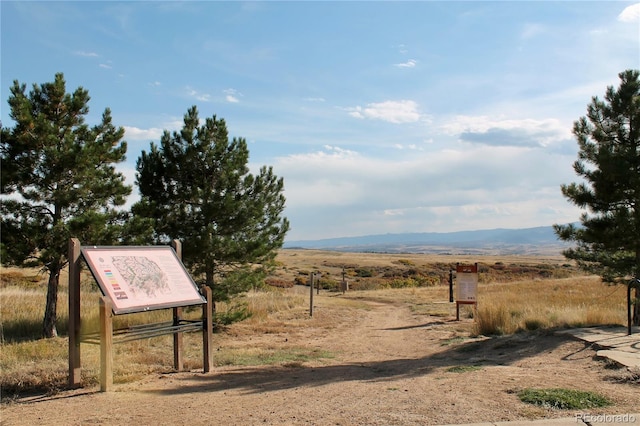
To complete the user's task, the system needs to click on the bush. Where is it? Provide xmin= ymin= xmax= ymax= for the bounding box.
xmin=355 ymin=268 xmax=373 ymax=278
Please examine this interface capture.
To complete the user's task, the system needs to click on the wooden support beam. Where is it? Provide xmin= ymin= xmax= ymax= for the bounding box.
xmin=68 ymin=238 xmax=82 ymax=388
xmin=202 ymin=286 xmax=213 ymax=373
xmin=171 ymin=240 xmax=184 ymax=371
xmin=100 ymin=297 xmax=113 ymax=392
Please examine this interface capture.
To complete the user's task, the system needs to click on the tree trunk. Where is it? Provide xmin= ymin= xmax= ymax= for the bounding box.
xmin=42 ymin=264 xmax=61 ymax=338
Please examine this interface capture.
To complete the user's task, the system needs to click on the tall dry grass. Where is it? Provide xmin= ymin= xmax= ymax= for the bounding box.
xmin=472 ymin=276 xmax=627 ymax=335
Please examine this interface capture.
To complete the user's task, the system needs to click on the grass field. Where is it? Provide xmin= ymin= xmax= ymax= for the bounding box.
xmin=0 ymin=249 xmax=630 ymax=398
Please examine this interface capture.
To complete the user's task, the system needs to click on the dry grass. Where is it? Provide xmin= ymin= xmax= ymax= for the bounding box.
xmin=473 ymin=276 xmax=627 ymax=335
xmin=0 ymin=251 xmax=630 ymax=398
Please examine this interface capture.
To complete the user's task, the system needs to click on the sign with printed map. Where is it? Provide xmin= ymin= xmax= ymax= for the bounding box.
xmin=81 ymin=246 xmax=206 ymax=314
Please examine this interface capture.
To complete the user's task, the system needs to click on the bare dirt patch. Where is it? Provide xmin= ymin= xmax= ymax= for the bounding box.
xmin=1 ymin=289 xmax=637 ymax=426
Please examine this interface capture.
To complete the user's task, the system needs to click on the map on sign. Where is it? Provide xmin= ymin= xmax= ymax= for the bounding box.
xmin=111 ymin=256 xmax=170 ymax=299
xmin=82 ymin=246 xmax=206 ymax=314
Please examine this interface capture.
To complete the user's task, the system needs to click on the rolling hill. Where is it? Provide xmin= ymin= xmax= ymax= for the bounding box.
xmin=283 ymin=225 xmax=572 ymax=255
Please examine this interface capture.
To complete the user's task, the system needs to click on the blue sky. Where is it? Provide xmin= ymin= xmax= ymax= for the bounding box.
xmin=2 ymin=1 xmax=639 ymax=241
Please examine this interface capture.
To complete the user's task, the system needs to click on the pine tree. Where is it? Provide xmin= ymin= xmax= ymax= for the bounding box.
xmin=1 ymin=73 xmax=131 ymax=337
xmin=554 ymin=69 xmax=640 ymax=325
xmin=133 ymin=106 xmax=289 ymax=309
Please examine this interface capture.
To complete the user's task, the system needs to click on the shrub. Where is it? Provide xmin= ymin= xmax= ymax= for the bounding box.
xmin=517 ymin=388 xmax=611 ymax=409
xmin=355 ymin=268 xmax=373 ymax=278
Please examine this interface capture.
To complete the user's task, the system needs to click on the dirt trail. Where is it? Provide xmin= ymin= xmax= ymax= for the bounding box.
xmin=1 ymin=296 xmax=638 ymax=426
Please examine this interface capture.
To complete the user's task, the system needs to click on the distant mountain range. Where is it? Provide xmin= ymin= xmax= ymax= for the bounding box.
xmin=283 ymin=225 xmax=572 ymax=255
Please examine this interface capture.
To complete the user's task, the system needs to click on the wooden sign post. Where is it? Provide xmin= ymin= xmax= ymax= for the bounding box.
xmin=309 ymin=272 xmax=315 ymax=317
xmin=455 ymin=263 xmax=478 ymax=320
xmin=68 ymin=238 xmax=213 ymax=391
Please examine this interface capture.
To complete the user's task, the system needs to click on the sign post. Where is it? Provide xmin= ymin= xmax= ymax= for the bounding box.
xmin=456 ymin=263 xmax=478 ymax=320
xmin=68 ymin=239 xmax=212 ymax=391
xmin=628 ymin=278 xmax=640 ymax=336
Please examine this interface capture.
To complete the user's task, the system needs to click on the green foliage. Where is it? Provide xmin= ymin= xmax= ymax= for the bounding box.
xmin=385 ymin=277 xmax=420 ymax=289
xmin=1 ymin=73 xmax=131 ymax=337
xmin=318 ymin=277 xmax=339 ymax=291
xmin=555 ymin=69 xmax=640 ymax=284
xmin=133 ymin=106 xmax=289 ymax=310
xmin=518 ymin=388 xmax=611 ymax=409
xmin=355 ymin=268 xmax=373 ymax=277
xmin=214 ymin=301 xmax=252 ymax=327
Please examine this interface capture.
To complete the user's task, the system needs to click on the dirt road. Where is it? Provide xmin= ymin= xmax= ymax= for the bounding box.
xmin=1 ymin=295 xmax=638 ymax=425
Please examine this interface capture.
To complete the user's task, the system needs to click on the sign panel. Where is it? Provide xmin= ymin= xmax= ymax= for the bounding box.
xmin=456 ymin=263 xmax=478 ymax=303
xmin=82 ymin=246 xmax=206 ymax=314
xmin=456 ymin=272 xmax=478 ymax=302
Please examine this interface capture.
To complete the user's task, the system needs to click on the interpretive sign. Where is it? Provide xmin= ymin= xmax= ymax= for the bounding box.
xmin=455 ymin=263 xmax=478 ymax=320
xmin=81 ymin=246 xmax=206 ymax=314
xmin=456 ymin=270 xmax=478 ymax=302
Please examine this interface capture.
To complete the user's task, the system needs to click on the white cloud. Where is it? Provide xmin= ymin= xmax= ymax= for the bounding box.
xmin=224 ymin=88 xmax=242 ymax=103
xmin=348 ymin=100 xmax=422 ymax=124
xmin=618 ymin=3 xmax=640 ymax=22
xmin=99 ymin=63 xmax=112 ymax=69
xmin=304 ymin=97 xmax=326 ymax=102
xmin=186 ymin=86 xmax=211 ymax=102
xmin=394 ymin=59 xmax=417 ymax=68
xmin=274 ymin=140 xmax=582 ymax=240
xmin=440 ymin=115 xmax=572 ymax=148
xmin=74 ymin=50 xmax=99 ymax=57
xmin=124 ymin=126 xmax=164 ymax=141
xmin=393 ymin=143 xmax=422 ymax=151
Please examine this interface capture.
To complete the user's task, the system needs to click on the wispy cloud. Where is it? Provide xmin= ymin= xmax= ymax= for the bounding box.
xmin=73 ymin=50 xmax=99 ymax=57
xmin=393 ymin=143 xmax=423 ymax=151
xmin=348 ymin=100 xmax=422 ymax=124
xmin=223 ymin=88 xmax=241 ymax=103
xmin=396 ymin=43 xmax=408 ymax=54
xmin=185 ymin=86 xmax=211 ymax=102
xmin=618 ymin=3 xmax=640 ymax=22
xmin=394 ymin=59 xmax=417 ymax=68
xmin=99 ymin=63 xmax=112 ymax=69
xmin=520 ymin=23 xmax=546 ymax=39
